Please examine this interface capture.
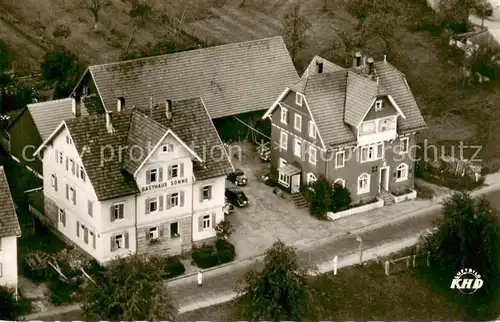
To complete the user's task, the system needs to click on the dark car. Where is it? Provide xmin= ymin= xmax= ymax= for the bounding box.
xmin=225 ymin=187 xmax=249 ymax=207
xmin=257 ymin=142 xmax=271 ymax=162
xmin=226 ymin=169 xmax=248 ymax=186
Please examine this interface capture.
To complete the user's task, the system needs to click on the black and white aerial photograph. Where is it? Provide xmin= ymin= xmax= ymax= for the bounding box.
xmin=0 ymin=0 xmax=499 ymax=320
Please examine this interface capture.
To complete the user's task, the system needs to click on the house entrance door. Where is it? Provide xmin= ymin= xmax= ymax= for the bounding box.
xmin=379 ymin=166 xmax=389 ymax=192
xmin=291 ymin=174 xmax=300 ymax=193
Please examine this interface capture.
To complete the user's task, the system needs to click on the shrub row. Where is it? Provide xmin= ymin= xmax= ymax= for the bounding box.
xmin=191 ymin=239 xmax=236 ymax=269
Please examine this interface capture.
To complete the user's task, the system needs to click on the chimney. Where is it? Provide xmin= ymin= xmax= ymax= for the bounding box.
xmin=316 ymin=61 xmax=324 ymax=74
xmin=166 ymin=99 xmax=172 ymax=120
xmin=117 ymin=97 xmax=125 ymax=112
xmin=71 ymin=95 xmax=81 ymax=117
xmin=353 ymin=52 xmax=362 ymax=68
xmin=367 ymin=57 xmax=374 ymax=75
xmin=105 ymin=111 xmax=113 ymax=133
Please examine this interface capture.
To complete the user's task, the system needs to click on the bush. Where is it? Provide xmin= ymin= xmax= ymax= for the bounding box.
xmin=415 ymin=182 xmax=434 ymax=200
xmin=0 ymin=286 xmax=16 ymax=320
xmin=331 ymin=183 xmax=351 ymax=212
xmin=48 ymin=277 xmax=79 ymax=306
xmin=264 ymin=177 xmax=277 ymax=186
xmin=216 ymin=239 xmax=236 ymax=264
xmin=191 ymin=244 xmax=219 ymax=269
xmin=164 ymin=257 xmax=185 ymax=279
xmin=309 ymin=178 xmax=332 ymax=219
xmin=215 ymin=220 xmax=234 ymax=239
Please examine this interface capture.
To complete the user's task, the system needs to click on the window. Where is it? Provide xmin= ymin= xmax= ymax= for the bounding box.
xmin=295 ymin=93 xmax=303 ymax=106
xmin=170 ymin=222 xmax=179 ymax=238
xmin=170 ymin=193 xmax=179 ymax=207
xmin=280 ymin=106 xmax=288 ymax=124
xmin=279 ymin=158 xmax=287 ymax=168
xmin=358 ymin=173 xmax=370 ymax=194
xmin=70 ymin=159 xmax=75 ymax=175
xmin=66 ymin=136 xmax=72 ymax=144
xmin=202 ymin=215 xmax=211 ymax=229
xmin=396 ymin=163 xmax=409 ymax=182
xmin=90 ymin=231 xmax=96 ymax=249
xmin=58 ymin=208 xmax=65 ymax=227
xmin=278 ymin=172 xmax=290 ymax=187
xmin=360 ymin=121 xmax=376 ymax=135
xmin=0 ymin=238 xmax=1 ymax=250
xmin=375 ymin=100 xmax=383 ymax=111
xmin=58 ymin=151 xmax=63 ymax=164
xmin=170 ymin=165 xmax=179 ymax=178
xmin=307 ymin=173 xmax=317 ymax=186
xmin=294 ymin=139 xmax=302 ymax=157
xmin=149 ymin=198 xmax=158 ymax=213
xmin=379 ymin=117 xmax=395 ymax=132
xmin=82 ymin=224 xmax=89 ymax=244
xmin=294 ymin=114 xmax=302 ymax=131
xmin=70 ymin=187 xmax=76 ymax=205
xmin=279 ymin=131 xmax=288 ymax=151
xmin=335 ymin=150 xmax=345 ymax=168
xmin=51 ymin=174 xmax=57 ymax=191
xmin=309 ymin=146 xmax=317 ymax=165
xmin=202 ymin=185 xmax=212 ymax=201
xmin=113 ymin=203 xmax=124 ymax=220
xmin=114 ymin=234 xmax=123 ymax=249
xmin=79 ymin=166 xmax=86 ymax=182
xmin=149 ymin=227 xmax=159 ymax=239
xmin=162 ymin=144 xmax=174 ymax=152
xmin=399 ymin=137 xmax=409 ymax=154
xmin=334 ymin=178 xmax=345 ymax=188
xmin=149 ymin=168 xmax=158 ymax=183
xmin=360 ymin=143 xmax=384 ymax=163
xmin=88 ymin=200 xmax=93 ymax=217
xmin=308 ymin=121 xmax=316 ymax=138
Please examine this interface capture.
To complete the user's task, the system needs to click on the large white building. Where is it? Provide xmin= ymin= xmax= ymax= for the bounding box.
xmin=0 ymin=166 xmax=22 ymax=289
xmin=33 ymin=97 xmax=234 ymax=264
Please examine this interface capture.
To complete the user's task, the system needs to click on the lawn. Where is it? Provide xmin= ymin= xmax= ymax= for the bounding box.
xmin=178 ymin=261 xmax=477 ymax=321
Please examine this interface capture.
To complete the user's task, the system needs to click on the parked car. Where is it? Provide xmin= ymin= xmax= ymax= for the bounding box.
xmin=225 ymin=187 xmax=249 ymax=207
xmin=257 ymin=142 xmax=271 ymax=162
xmin=227 ymin=169 xmax=248 ymax=186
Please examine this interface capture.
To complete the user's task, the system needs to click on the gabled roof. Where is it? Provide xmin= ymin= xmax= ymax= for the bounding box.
xmin=38 ymin=98 xmax=234 ymax=201
xmin=80 ymin=37 xmax=299 ymax=119
xmin=301 ymin=55 xmax=344 ymax=78
xmin=27 ymin=98 xmax=89 ymax=141
xmin=265 ymin=57 xmax=427 ymax=147
xmin=0 ymin=166 xmax=21 ymax=238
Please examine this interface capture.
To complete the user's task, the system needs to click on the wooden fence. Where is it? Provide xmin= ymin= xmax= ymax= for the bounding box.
xmin=383 ymin=245 xmax=432 ymax=276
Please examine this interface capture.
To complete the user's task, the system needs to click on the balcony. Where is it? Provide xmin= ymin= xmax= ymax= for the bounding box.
xmin=357 ymin=116 xmax=397 ymax=146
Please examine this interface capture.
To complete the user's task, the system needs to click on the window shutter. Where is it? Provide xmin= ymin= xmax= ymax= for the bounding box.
xmin=54 ymin=176 xmax=58 ymax=191
xmin=146 ymin=170 xmax=151 ymax=184
xmin=180 ymin=163 xmax=184 ymax=177
xmin=198 ymin=216 xmax=203 ymax=232
xmin=159 ymin=195 xmax=164 ymax=211
xmin=76 ymin=221 xmax=80 ymax=237
xmin=110 ymin=236 xmax=115 ymax=251
xmin=84 ymin=227 xmax=89 ymax=243
xmin=62 ymin=211 xmax=66 ymax=227
xmin=82 ymin=171 xmax=86 ymax=182
xmin=119 ymin=204 xmax=124 ymax=218
xmin=66 ymin=157 xmax=69 ymax=170
xmin=145 ymin=199 xmax=150 ymax=214
xmin=168 ymin=166 xmax=172 ymax=179
xmin=71 ymin=161 xmax=75 ymax=174
xmin=73 ymin=189 xmax=76 ymax=205
xmin=124 ymin=232 xmax=129 ymax=248
xmin=66 ymin=184 xmax=69 ymax=200
xmin=166 ymin=194 xmax=171 ymax=209
xmin=159 ymin=168 xmax=163 ymax=182
xmin=76 ymin=166 xmax=79 ymax=178
xmin=88 ymin=201 xmax=93 ymax=217
xmin=199 ymin=187 xmax=204 ymax=203
xmin=145 ymin=228 xmax=150 ymax=240
xmin=55 ymin=149 xmax=58 ymax=163
xmin=110 ymin=205 xmax=115 ymax=221
xmin=208 ymin=186 xmax=212 ymax=200
xmin=159 ymin=226 xmax=164 ymax=238
xmin=393 ymin=171 xmax=397 ymax=178
xmin=180 ymin=191 xmax=184 ymax=207
xmin=211 ymin=213 xmax=216 ymax=228
xmin=92 ymin=233 xmax=96 ymax=249
xmin=287 ymin=110 xmax=290 ymax=124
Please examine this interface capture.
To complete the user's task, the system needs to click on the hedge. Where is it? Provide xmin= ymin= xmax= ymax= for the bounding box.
xmin=216 ymin=239 xmax=236 ymax=264
xmin=192 ymin=240 xmax=236 ymax=269
xmin=163 ymin=257 xmax=185 ymax=279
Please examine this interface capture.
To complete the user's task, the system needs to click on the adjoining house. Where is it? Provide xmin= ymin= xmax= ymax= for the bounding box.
xmin=71 ymin=36 xmax=299 ymax=142
xmin=3 ymin=96 xmax=103 ymax=177
xmin=0 ymin=166 xmax=22 ymax=290
xmin=31 ymin=97 xmax=234 ymax=264
xmin=263 ymin=54 xmax=427 ymax=206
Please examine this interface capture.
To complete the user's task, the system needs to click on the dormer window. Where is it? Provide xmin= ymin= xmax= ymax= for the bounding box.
xmin=295 ymin=93 xmax=303 ymax=106
xmin=375 ymin=100 xmax=383 ymax=111
xmin=162 ymin=144 xmax=174 ymax=153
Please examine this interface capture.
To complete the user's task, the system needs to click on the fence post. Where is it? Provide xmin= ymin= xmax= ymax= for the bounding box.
xmin=427 ymin=251 xmax=431 ymax=267
xmin=412 ymin=254 xmax=416 ymax=267
xmin=333 ymin=256 xmax=338 ymax=275
xmin=384 ymin=261 xmax=390 ymax=276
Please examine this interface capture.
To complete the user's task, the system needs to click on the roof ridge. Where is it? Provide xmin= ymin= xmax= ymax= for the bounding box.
xmin=27 ymin=97 xmax=72 ymax=108
xmin=89 ymin=36 xmax=284 ymax=70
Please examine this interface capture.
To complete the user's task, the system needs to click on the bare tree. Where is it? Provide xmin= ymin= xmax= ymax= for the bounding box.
xmin=84 ymin=0 xmax=108 ymax=29
xmin=239 ymin=0 xmax=246 ymax=8
xmin=360 ymin=13 xmax=396 ymax=54
xmin=281 ymin=4 xmax=311 ymax=63
xmin=338 ymin=29 xmax=360 ymax=66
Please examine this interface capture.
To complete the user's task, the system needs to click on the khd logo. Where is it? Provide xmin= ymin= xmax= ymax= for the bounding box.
xmin=450 ymin=268 xmax=483 ymax=294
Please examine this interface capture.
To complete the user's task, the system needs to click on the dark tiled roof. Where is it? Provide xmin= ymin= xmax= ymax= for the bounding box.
xmin=87 ymin=37 xmax=299 ymax=119
xmin=291 ymin=57 xmax=427 ymax=147
xmin=64 ymin=98 xmax=233 ymax=201
xmin=0 ymin=166 xmax=21 ymax=238
xmin=82 ymin=94 xmax=106 ymax=115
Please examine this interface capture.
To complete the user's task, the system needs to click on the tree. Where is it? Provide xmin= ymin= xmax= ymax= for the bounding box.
xmin=237 ymin=240 xmax=313 ymax=320
xmin=82 ymin=255 xmax=177 ymax=320
xmin=338 ymin=29 xmax=361 ymax=66
xmin=129 ymin=3 xmax=153 ymax=26
xmin=331 ymin=183 xmax=351 ymax=212
xmin=360 ymin=13 xmax=396 ymax=53
xmin=0 ymin=40 xmax=11 ymax=75
xmin=41 ymin=50 xmax=79 ymax=83
xmin=0 ymin=286 xmax=17 ymax=320
xmin=281 ymin=4 xmax=311 ymax=63
xmin=85 ymin=0 xmax=108 ymax=29
xmin=439 ymin=0 xmax=481 ymax=32
xmin=424 ymin=192 xmax=500 ymax=316
xmin=309 ymin=177 xmax=332 ymax=219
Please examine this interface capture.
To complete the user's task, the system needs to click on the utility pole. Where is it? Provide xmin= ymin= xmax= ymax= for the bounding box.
xmin=356 ymin=236 xmax=363 ymax=264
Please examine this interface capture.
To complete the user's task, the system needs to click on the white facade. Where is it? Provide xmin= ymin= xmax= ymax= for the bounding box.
xmin=41 ymin=125 xmax=225 ymax=264
xmin=0 ymin=235 xmax=18 ymax=288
